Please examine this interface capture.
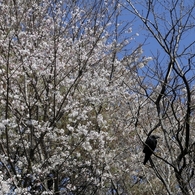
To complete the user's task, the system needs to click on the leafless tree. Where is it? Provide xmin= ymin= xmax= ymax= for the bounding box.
xmin=123 ymin=0 xmax=195 ymax=194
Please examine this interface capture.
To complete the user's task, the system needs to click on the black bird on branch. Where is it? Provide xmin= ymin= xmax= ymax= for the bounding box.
xmin=143 ymin=135 xmax=160 ymax=165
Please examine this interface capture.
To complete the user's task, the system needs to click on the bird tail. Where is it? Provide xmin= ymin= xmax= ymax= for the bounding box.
xmin=143 ymin=155 xmax=150 ymax=165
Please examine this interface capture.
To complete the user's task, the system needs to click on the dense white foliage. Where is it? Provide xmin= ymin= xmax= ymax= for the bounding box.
xmin=0 ymin=0 xmax=147 ymax=194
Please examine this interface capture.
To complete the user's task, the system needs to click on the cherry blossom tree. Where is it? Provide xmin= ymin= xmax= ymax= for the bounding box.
xmin=0 ymin=0 xmax=148 ymax=194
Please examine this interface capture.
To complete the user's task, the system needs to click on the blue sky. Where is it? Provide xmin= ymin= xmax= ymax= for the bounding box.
xmin=119 ymin=0 xmax=195 ymax=87
xmin=119 ymin=3 xmax=158 ymax=57
xmin=120 ymin=1 xmax=195 ymax=59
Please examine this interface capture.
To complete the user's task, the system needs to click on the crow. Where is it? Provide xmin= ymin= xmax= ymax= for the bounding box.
xmin=143 ymin=135 xmax=160 ymax=165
